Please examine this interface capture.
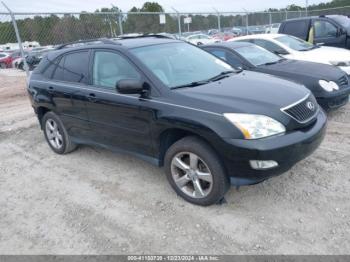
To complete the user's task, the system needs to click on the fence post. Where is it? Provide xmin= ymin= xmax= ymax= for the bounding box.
xmin=172 ymin=7 xmax=181 ymax=36
xmin=269 ymin=12 xmax=272 ymax=31
xmin=2 ymin=1 xmax=29 ymax=79
xmin=118 ymin=11 xmax=123 ymax=35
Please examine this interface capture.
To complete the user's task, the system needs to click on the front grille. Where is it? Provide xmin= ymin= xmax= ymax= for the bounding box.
xmin=281 ymin=94 xmax=319 ymax=123
xmin=337 ymin=75 xmax=349 ymax=87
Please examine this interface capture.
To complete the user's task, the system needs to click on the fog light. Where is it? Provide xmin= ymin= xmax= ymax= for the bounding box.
xmin=250 ymin=160 xmax=278 ymax=170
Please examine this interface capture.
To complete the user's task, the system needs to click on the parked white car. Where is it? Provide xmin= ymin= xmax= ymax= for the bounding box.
xmin=185 ymin=34 xmax=221 ymax=46
xmin=265 ymin=23 xmax=280 ymax=34
xmin=230 ymin=33 xmax=350 ymax=75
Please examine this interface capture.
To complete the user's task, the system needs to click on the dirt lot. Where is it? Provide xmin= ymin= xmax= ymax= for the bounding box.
xmin=0 ymin=69 xmax=349 ymax=255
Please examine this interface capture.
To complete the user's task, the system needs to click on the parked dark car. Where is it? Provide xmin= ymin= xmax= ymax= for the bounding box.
xmin=18 ymin=48 xmax=53 ymax=71
xmin=202 ymin=41 xmax=350 ymax=109
xmin=279 ymin=15 xmax=350 ymax=49
xmin=28 ymin=36 xmax=326 ymax=206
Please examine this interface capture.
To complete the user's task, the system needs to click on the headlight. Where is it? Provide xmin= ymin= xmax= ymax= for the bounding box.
xmin=330 ymin=61 xmax=350 ymax=67
xmin=319 ymin=80 xmax=339 ymax=92
xmin=223 ymin=113 xmax=286 ymax=139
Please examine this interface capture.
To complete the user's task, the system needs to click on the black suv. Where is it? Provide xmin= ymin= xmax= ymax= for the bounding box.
xmin=28 ymin=36 xmax=327 ymax=206
xmin=279 ymin=15 xmax=350 ymax=49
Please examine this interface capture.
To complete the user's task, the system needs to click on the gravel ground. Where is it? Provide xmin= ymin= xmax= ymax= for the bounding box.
xmin=0 ymin=69 xmax=349 ymax=255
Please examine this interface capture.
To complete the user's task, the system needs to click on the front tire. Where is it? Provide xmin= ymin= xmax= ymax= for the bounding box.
xmin=42 ymin=112 xmax=77 ymax=154
xmin=164 ymin=136 xmax=230 ymax=206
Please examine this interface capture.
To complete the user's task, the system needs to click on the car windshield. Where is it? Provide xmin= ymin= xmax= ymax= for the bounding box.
xmin=234 ymin=45 xmax=282 ymax=66
xmin=131 ymin=42 xmax=233 ymax=88
xmin=275 ymin=35 xmax=315 ymax=51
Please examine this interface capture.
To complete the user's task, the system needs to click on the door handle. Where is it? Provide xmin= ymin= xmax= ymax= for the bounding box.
xmin=87 ymin=93 xmax=97 ymax=102
xmin=48 ymin=86 xmax=54 ymax=94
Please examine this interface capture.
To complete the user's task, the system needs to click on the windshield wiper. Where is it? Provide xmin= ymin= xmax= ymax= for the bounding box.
xmin=206 ymin=70 xmax=236 ymax=82
xmin=261 ymin=61 xmax=278 ymax=66
xmin=171 ymin=70 xmax=236 ymax=90
xmin=171 ymin=80 xmax=210 ymax=89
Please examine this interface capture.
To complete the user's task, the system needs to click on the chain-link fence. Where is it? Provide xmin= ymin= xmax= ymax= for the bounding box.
xmin=1 ymin=6 xmax=350 ymax=53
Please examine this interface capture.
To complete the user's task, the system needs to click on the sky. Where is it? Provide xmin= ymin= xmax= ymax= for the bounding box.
xmin=2 ymin=0 xmax=331 ymax=13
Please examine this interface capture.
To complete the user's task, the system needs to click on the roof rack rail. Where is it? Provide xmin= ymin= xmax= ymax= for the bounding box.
xmin=116 ymin=33 xmax=175 ymax=40
xmin=56 ymin=38 xmax=120 ymax=50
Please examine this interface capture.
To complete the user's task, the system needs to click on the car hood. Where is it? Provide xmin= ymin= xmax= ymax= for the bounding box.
xmin=258 ymin=59 xmax=345 ymax=81
xmin=175 ymin=70 xmax=310 ymax=117
xmin=286 ymin=46 xmax=350 ymax=64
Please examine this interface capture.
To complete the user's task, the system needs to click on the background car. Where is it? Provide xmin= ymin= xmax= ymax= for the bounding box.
xmin=230 ymin=33 xmax=350 ymax=75
xmin=202 ymin=41 xmax=350 ymax=109
xmin=185 ymin=34 xmax=221 ymax=45
xmin=0 ymin=52 xmax=10 ymax=68
xmin=0 ymin=51 xmax=23 ymax=68
xmin=279 ymin=15 xmax=350 ymax=48
xmin=212 ymin=32 xmax=236 ymax=41
xmin=266 ymin=23 xmax=281 ymax=34
xmin=17 ymin=47 xmax=54 ymax=71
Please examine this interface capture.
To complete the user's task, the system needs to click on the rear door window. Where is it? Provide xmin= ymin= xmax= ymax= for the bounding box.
xmin=42 ymin=57 xmax=59 ymax=79
xmin=63 ymin=51 xmax=89 ymax=84
xmin=51 ymin=51 xmax=89 ymax=84
xmin=52 ymin=56 xmax=65 ymax=81
xmin=281 ymin=20 xmax=309 ymax=40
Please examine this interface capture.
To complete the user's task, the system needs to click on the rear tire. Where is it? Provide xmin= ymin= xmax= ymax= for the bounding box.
xmin=42 ymin=112 xmax=77 ymax=154
xmin=164 ymin=136 xmax=230 ymax=206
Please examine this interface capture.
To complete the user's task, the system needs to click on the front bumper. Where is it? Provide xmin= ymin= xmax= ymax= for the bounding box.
xmin=317 ymin=86 xmax=350 ymax=109
xmin=215 ymin=110 xmax=327 ymax=186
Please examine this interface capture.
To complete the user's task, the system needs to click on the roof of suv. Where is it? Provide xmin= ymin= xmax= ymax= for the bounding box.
xmin=281 ymin=15 xmax=345 ymax=22
xmin=115 ymin=36 xmax=181 ymax=48
xmin=56 ymin=36 xmax=181 ymax=50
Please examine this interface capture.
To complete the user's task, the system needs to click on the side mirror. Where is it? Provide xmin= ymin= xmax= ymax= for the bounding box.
xmin=116 ymin=79 xmax=145 ymax=95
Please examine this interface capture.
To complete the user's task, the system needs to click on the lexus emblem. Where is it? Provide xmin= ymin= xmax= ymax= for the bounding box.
xmin=306 ymin=101 xmax=315 ymax=111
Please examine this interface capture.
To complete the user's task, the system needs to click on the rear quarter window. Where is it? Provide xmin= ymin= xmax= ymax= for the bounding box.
xmin=280 ymin=20 xmax=310 ymax=40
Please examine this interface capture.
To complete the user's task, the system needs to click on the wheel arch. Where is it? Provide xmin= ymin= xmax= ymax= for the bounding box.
xmin=36 ymin=106 xmax=51 ymax=129
xmin=157 ymin=127 xmax=221 ymax=167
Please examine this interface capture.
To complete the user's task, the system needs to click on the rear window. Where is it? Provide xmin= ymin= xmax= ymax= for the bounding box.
xmin=281 ymin=20 xmax=309 ymax=40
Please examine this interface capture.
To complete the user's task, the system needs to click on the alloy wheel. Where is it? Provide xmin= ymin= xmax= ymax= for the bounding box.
xmin=45 ymin=118 xmax=63 ymax=149
xmin=170 ymin=152 xmax=213 ymax=198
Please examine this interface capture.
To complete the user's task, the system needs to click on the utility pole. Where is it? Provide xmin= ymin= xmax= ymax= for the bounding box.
xmin=242 ymin=8 xmax=249 ymax=35
xmin=213 ymin=7 xmax=221 ymax=32
xmin=172 ymin=7 xmax=182 ymax=36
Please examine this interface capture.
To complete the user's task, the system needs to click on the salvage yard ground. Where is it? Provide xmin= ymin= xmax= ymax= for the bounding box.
xmin=0 ymin=69 xmax=349 ymax=254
